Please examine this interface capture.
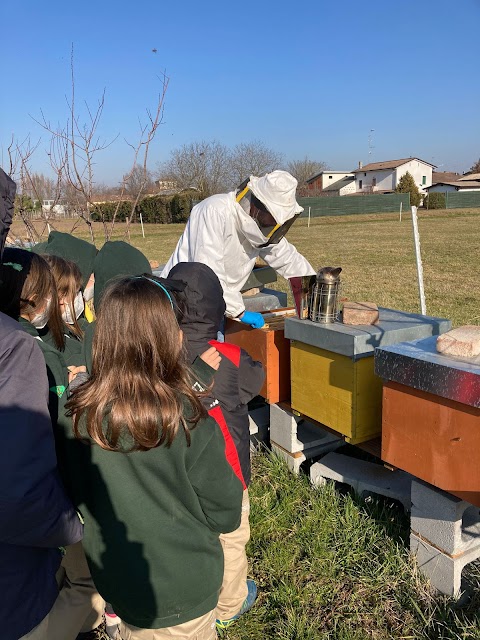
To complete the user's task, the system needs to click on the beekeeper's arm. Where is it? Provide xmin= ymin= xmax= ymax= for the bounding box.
xmin=259 ymin=237 xmax=315 ymax=279
xmin=186 ymin=205 xmax=246 ymax=318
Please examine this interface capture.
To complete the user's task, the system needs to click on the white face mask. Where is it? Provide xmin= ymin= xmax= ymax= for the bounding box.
xmin=31 ymin=298 xmax=52 ymax=330
xmin=62 ymin=291 xmax=85 ymax=325
xmin=83 ymin=283 xmax=94 ymax=302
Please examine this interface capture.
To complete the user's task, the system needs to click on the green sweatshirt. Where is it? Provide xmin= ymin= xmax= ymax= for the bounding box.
xmin=63 ymin=406 xmax=243 ymax=629
xmin=38 ymin=325 xmax=84 ymax=367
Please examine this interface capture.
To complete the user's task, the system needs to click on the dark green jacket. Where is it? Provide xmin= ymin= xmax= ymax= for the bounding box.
xmin=19 ymin=318 xmax=74 ymax=486
xmin=19 ymin=318 xmax=69 ymax=421
xmin=35 ymin=231 xmax=97 ymax=288
xmin=38 ymin=325 xmax=84 ymax=367
xmin=63 ymin=406 xmax=243 ymax=628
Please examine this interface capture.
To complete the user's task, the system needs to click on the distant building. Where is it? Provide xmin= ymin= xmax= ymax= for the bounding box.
xmin=42 ymin=199 xmax=67 ymax=216
xmin=306 ymin=171 xmax=355 ymax=195
xmin=426 ymin=180 xmax=480 ymax=193
xmin=352 ymin=157 xmax=435 ymax=194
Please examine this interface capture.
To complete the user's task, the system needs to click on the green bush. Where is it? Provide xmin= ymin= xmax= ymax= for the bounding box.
xmin=137 ymin=195 xmax=172 ymax=224
xmin=90 ymin=201 xmax=133 ymax=222
xmin=423 ymin=192 xmax=446 ymax=209
xmin=395 ymin=171 xmax=422 ymax=207
xmin=170 ymin=190 xmax=197 ymax=223
xmin=90 ymin=190 xmax=197 ymax=224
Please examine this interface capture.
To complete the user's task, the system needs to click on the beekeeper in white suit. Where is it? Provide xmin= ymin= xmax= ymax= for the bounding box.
xmin=162 ymin=170 xmax=315 ymax=329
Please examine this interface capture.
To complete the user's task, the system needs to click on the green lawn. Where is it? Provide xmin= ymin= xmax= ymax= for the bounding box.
xmin=14 ymin=207 xmax=479 ymax=325
xmin=12 ymin=209 xmax=480 ymax=639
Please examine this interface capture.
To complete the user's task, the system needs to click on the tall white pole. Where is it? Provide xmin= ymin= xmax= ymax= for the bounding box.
xmin=399 ymin=201 xmax=403 ymax=222
xmin=140 ymin=211 xmax=145 ymax=238
xmin=410 ymin=206 xmax=426 ymax=315
xmin=308 ymin=206 xmax=311 ymax=228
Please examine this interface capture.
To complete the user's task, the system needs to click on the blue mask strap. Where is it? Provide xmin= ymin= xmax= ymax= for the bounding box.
xmin=135 ymin=276 xmax=174 ymax=310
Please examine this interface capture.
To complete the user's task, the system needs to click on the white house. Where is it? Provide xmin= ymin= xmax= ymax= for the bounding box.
xmin=426 ymin=180 xmax=480 ymax=193
xmin=352 ymin=157 xmax=435 ymax=194
xmin=306 ymin=171 xmax=355 ymax=194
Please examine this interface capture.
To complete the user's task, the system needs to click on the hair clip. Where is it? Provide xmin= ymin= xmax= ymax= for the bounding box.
xmin=134 ymin=276 xmax=174 ymax=310
xmin=3 ymin=262 xmax=23 ymax=272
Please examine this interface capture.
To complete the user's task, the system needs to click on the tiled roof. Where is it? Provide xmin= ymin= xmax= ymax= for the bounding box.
xmin=352 ymin=157 xmax=435 ymax=173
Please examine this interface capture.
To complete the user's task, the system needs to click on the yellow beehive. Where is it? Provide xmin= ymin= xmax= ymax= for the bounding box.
xmin=290 ymin=341 xmax=382 ymax=443
xmin=285 ymin=309 xmax=451 ymax=445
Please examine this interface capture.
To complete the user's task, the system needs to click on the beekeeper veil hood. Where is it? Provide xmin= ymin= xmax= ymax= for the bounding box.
xmin=235 ymin=170 xmax=303 ymax=248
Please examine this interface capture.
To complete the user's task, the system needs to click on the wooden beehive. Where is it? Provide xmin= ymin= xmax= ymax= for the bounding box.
xmin=376 ymin=336 xmax=480 ymax=507
xmin=286 ymin=309 xmax=451 ymax=445
xmin=225 ymin=308 xmax=295 ymax=404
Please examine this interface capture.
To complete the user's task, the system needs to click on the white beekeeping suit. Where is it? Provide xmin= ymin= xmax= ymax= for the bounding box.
xmin=162 ymin=171 xmax=315 ymax=320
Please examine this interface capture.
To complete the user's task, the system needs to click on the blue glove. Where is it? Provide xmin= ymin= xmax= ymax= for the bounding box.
xmin=240 ymin=311 xmax=265 ymax=329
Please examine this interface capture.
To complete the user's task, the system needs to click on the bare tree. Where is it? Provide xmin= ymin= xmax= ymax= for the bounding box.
xmin=158 ymin=140 xmax=230 ymax=196
xmin=122 ymin=164 xmax=155 ymax=199
xmin=227 ymin=141 xmax=284 ymax=188
xmin=287 ymin=157 xmax=329 ymax=188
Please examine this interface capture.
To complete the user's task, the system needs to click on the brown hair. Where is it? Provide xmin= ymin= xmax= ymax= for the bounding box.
xmin=43 ymin=254 xmax=84 ymax=339
xmin=66 ymin=276 xmax=207 ymax=451
xmin=0 ymin=248 xmax=65 ymax=350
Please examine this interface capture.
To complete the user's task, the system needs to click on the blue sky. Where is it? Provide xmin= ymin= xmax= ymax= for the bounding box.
xmin=1 ymin=0 xmax=479 ymax=184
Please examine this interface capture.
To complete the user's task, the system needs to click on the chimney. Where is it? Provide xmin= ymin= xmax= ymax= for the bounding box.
xmin=358 ymin=161 xmax=363 ymax=169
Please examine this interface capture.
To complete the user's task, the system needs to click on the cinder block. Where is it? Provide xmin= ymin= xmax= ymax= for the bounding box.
xmin=310 ymin=452 xmax=412 ymax=511
xmin=271 ymin=441 xmax=338 ymax=475
xmin=411 ymin=480 xmax=480 ymax=556
xmin=248 ymin=404 xmax=270 ymax=449
xmin=411 ymin=532 xmax=480 ymax=597
xmin=269 ymin=403 xmax=343 ymax=454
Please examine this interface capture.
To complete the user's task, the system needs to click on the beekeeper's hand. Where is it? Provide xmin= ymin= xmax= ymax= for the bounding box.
xmin=239 ymin=311 xmax=265 ymax=329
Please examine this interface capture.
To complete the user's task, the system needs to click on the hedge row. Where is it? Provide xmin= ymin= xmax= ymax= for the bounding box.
xmin=90 ymin=191 xmax=198 ymax=223
xmin=423 ymin=192 xmax=446 ymax=209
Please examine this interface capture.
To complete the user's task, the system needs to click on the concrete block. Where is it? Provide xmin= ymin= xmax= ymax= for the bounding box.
xmin=270 ymin=403 xmax=343 ymax=454
xmin=411 ymin=480 xmax=480 ymax=556
xmin=248 ymin=404 xmax=270 ymax=449
xmin=271 ymin=440 xmax=341 ymax=475
xmin=243 ymin=289 xmax=288 ymax=313
xmin=310 ymin=452 xmax=412 ymax=511
xmin=411 ymin=532 xmax=480 ymax=597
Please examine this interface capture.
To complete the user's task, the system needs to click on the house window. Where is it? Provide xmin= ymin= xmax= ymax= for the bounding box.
xmin=422 ymin=176 xmax=426 ymax=185
xmin=364 ymin=173 xmax=367 ymax=177
xmin=372 ymin=178 xmax=377 ymax=187
xmin=329 ymin=176 xmax=332 ymax=179
xmin=359 ymin=180 xmax=363 ymax=189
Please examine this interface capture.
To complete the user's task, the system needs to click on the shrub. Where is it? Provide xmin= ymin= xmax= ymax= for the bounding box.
xmin=90 ymin=201 xmax=133 ymax=222
xmin=423 ymin=192 xmax=446 ymax=209
xmin=395 ymin=172 xmax=422 ymax=207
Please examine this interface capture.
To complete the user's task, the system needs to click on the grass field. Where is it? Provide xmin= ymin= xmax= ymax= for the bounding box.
xmin=13 ymin=207 xmax=479 ymax=325
xmin=11 ymin=209 xmax=480 ymax=639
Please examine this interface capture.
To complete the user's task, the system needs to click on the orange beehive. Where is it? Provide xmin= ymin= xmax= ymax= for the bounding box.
xmin=225 ymin=308 xmax=294 ymax=404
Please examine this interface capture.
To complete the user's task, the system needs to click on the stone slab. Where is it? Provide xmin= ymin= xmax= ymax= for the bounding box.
xmin=285 ymin=308 xmax=450 ymax=360
xmin=411 ymin=480 xmax=480 ymax=556
xmin=375 ymin=336 xmax=480 ymax=408
xmin=411 ymin=532 xmax=480 ymax=597
xmin=310 ymin=452 xmax=412 ymax=511
xmin=243 ymin=289 xmax=288 ymax=313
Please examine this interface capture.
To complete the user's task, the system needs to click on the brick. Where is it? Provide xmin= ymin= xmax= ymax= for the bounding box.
xmin=342 ymin=302 xmax=379 ymax=325
xmin=310 ymin=452 xmax=412 ymax=511
xmin=436 ymin=325 xmax=480 ymax=358
xmin=411 ymin=480 xmax=480 ymax=556
xmin=269 ymin=403 xmax=343 ymax=454
xmin=411 ymin=532 xmax=480 ymax=597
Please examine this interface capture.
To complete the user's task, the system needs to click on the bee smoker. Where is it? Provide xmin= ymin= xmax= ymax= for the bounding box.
xmin=309 ymin=266 xmax=342 ymax=323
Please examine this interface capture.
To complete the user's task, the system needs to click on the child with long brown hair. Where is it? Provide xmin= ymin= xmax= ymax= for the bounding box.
xmin=43 ymin=253 xmax=85 ymax=340
xmin=65 ymin=275 xmax=243 ymax=639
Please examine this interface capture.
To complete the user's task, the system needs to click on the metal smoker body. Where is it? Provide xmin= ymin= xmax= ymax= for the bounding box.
xmin=309 ymin=267 xmax=342 ymax=323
